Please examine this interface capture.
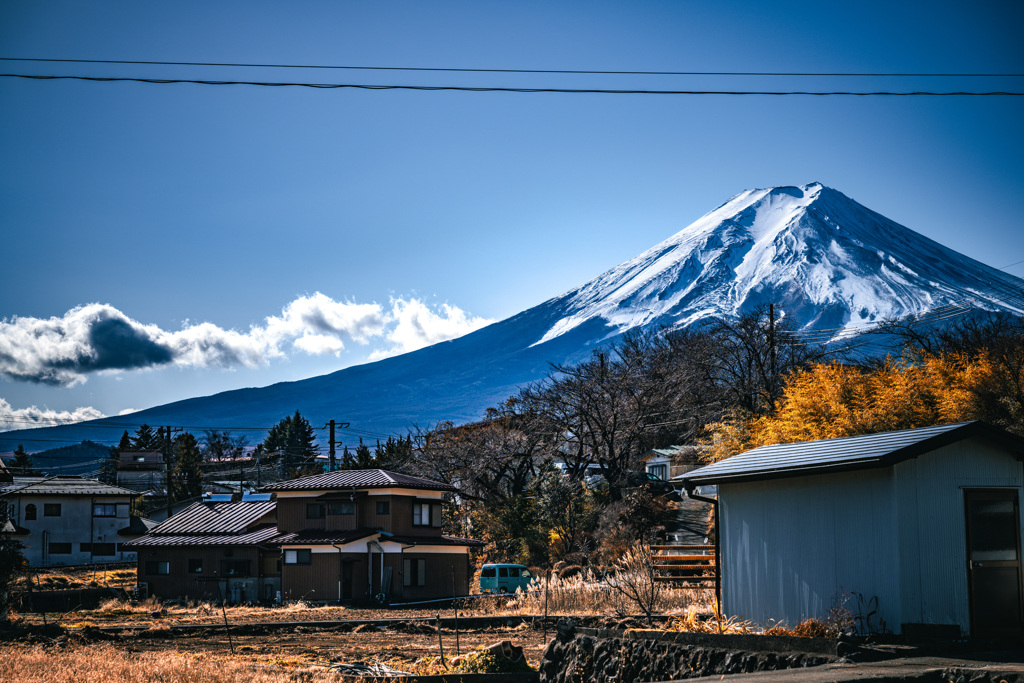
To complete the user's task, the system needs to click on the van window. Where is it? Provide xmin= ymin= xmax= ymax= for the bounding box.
xmin=522 ymin=568 xmax=532 ymax=577
xmin=481 ymin=567 xmax=496 ymax=578
xmin=498 ymin=567 xmax=508 ymax=578
xmin=508 ymin=567 xmax=520 ymax=578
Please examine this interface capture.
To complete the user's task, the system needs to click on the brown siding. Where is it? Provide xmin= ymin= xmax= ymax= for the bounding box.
xmin=390 ymin=497 xmax=443 ymax=537
xmin=277 ymin=498 xmax=325 ymax=533
xmin=361 ymin=495 xmax=395 ymax=530
xmin=395 ymin=552 xmax=471 ymax=602
xmin=282 ymin=552 xmax=366 ymax=602
xmin=325 ymin=506 xmax=357 ymax=531
xmin=136 ymin=546 xmax=272 ymax=602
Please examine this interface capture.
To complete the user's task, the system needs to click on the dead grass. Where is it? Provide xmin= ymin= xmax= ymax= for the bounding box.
xmin=26 ymin=567 xmax=135 ymax=591
xmin=467 ymin=570 xmax=714 ymax=618
xmin=0 ymin=643 xmax=345 ymax=682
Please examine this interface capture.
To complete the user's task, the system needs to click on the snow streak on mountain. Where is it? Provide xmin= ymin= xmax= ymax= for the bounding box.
xmin=6 ymin=182 xmax=1024 ymax=452
xmin=536 ymin=182 xmax=1023 ymax=345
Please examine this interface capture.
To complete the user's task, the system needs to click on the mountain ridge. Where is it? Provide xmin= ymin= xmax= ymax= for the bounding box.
xmin=5 ymin=182 xmax=1023 ymax=454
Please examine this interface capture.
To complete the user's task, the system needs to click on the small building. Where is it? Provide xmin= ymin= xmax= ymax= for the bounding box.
xmin=125 ymin=499 xmax=280 ymax=604
xmin=263 ymin=469 xmax=482 ymax=604
xmin=680 ymin=421 xmax=1024 ymax=638
xmin=0 ymin=476 xmax=147 ymax=566
xmin=641 ymin=445 xmax=700 ymax=481
xmin=116 ymin=451 xmax=166 ymax=493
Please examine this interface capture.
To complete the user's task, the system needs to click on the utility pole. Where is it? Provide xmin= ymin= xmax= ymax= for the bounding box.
xmin=326 ymin=420 xmax=350 ymax=472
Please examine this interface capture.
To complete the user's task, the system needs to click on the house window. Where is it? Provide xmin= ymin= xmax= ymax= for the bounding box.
xmin=306 ymin=503 xmax=325 ymax=519
xmin=48 ymin=542 xmax=72 ymax=554
xmin=24 ymin=504 xmax=36 ymax=521
xmin=284 ymin=549 xmax=312 ymax=565
xmin=376 ymin=501 xmax=390 ymax=515
xmin=145 ymin=561 xmax=170 ymax=575
xmin=403 ymin=558 xmax=426 ymax=587
xmin=44 ymin=503 xmax=61 ymax=517
xmin=220 ymin=560 xmax=251 ymax=577
xmin=93 ymin=503 xmax=117 ymax=517
xmin=89 ymin=543 xmax=116 ymax=556
xmin=412 ymin=503 xmax=431 ymax=526
xmin=189 ymin=559 xmax=203 ymax=573
xmin=648 ymin=464 xmax=668 ymax=480
xmin=328 ymin=501 xmax=354 ymax=515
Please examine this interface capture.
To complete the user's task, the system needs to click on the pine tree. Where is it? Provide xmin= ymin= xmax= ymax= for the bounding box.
xmin=10 ymin=445 xmax=35 ymax=475
xmin=99 ymin=430 xmax=131 ymax=485
xmin=171 ymin=432 xmax=204 ymax=500
xmin=355 ymin=438 xmax=374 ymax=468
xmin=259 ymin=411 xmax=321 ymax=478
xmin=130 ymin=424 xmax=162 ymax=451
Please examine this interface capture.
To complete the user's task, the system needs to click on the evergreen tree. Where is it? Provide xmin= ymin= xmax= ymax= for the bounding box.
xmin=130 ymin=424 xmax=162 ymax=451
xmin=171 ymin=432 xmax=204 ymax=500
xmin=10 ymin=445 xmax=35 ymax=475
xmin=99 ymin=431 xmax=131 ymax=485
xmin=355 ymin=438 xmax=374 ymax=468
xmin=259 ymin=411 xmax=321 ymax=478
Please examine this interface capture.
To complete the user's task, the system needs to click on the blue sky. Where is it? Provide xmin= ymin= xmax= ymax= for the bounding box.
xmin=1 ymin=1 xmax=1022 ymax=437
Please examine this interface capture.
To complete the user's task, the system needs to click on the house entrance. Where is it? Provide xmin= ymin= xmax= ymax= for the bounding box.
xmin=964 ymin=489 xmax=1024 ymax=635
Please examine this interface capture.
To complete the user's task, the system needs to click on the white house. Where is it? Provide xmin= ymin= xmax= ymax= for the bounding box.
xmin=0 ymin=476 xmax=148 ymax=566
xmin=679 ymin=421 xmax=1024 ymax=638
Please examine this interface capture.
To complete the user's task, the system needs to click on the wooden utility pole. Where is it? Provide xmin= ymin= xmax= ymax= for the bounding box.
xmin=326 ymin=420 xmax=350 ymax=472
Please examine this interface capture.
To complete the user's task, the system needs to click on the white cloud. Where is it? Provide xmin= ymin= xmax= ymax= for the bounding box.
xmin=0 ymin=397 xmax=105 ymax=433
xmin=0 ymin=294 xmax=491 ymax=385
xmin=369 ymin=298 xmax=494 ymax=360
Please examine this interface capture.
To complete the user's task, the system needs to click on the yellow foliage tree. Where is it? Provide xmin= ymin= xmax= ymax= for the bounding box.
xmin=703 ymin=352 xmax=994 ymax=460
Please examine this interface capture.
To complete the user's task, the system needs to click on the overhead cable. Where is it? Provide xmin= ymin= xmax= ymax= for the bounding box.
xmin=2 ymin=74 xmax=1022 ymax=96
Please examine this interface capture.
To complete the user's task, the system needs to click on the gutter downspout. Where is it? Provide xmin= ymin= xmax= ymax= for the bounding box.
xmin=331 ymin=543 xmax=344 ymax=603
xmin=685 ymin=483 xmax=721 ymax=612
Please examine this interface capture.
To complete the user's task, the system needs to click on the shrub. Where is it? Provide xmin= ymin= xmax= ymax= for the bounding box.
xmin=793 ymin=618 xmax=829 ymax=638
xmin=558 ymin=565 xmax=583 ymax=580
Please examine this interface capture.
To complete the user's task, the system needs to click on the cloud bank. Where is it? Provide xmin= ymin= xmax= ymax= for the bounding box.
xmin=0 ymin=397 xmax=105 ymax=432
xmin=0 ymin=294 xmax=493 ymax=386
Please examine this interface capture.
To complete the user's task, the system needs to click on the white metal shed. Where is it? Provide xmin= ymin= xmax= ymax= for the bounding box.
xmin=680 ymin=421 xmax=1024 ymax=638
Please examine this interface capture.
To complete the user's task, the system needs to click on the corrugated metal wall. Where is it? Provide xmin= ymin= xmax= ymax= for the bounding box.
xmin=894 ymin=436 xmax=1024 ymax=634
xmin=720 ymin=435 xmax=1024 ymax=635
xmin=721 ymin=467 xmax=901 ymax=629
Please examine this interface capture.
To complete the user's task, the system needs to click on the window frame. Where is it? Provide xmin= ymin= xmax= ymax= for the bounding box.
xmin=403 ymin=557 xmax=426 ymax=587
xmin=412 ymin=502 xmax=431 ymax=527
xmin=327 ymin=501 xmax=355 ymax=515
xmin=306 ymin=503 xmax=325 ymax=519
xmin=24 ymin=503 xmax=36 ymax=521
xmin=43 ymin=503 xmax=61 ymax=517
xmin=48 ymin=541 xmax=72 ymax=554
xmin=93 ymin=503 xmax=118 ymax=517
xmin=145 ymin=560 xmax=170 ymax=575
xmin=376 ymin=500 xmax=390 ymax=515
xmin=284 ymin=549 xmax=312 ymax=565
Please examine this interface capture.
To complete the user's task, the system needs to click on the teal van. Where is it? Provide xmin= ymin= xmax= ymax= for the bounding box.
xmin=479 ymin=564 xmax=534 ymax=594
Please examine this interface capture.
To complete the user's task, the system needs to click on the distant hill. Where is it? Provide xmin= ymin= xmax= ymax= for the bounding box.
xmin=4 ymin=440 xmax=113 ymax=477
xmin=5 ymin=182 xmax=1023 ymax=460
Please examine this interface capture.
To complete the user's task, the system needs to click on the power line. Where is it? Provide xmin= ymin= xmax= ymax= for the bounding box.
xmin=2 ymin=74 xmax=1022 ymax=96
xmin=2 ymin=57 xmax=1023 ymax=78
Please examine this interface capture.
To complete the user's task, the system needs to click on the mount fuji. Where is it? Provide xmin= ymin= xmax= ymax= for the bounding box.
xmin=8 ymin=182 xmax=1024 ymax=453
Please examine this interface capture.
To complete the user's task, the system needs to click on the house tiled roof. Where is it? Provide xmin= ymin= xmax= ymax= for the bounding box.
xmin=262 ymin=469 xmax=456 ymax=493
xmin=0 ymin=476 xmax=137 ymax=497
xmin=125 ymin=525 xmax=280 ymax=547
xmin=680 ymin=421 xmax=1024 ymax=487
xmin=118 ymin=516 xmax=159 ymax=537
xmin=145 ymin=501 xmax=276 ymax=535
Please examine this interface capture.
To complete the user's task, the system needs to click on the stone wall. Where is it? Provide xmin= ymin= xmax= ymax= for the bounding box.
xmin=539 ymin=620 xmax=837 ymax=682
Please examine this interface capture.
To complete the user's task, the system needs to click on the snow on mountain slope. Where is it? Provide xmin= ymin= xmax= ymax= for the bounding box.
xmin=536 ymin=182 xmax=1024 ymax=345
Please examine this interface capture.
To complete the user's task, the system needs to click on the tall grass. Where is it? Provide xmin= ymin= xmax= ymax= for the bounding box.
xmin=0 ymin=644 xmax=345 ymax=682
xmin=471 ymin=570 xmax=714 ymax=617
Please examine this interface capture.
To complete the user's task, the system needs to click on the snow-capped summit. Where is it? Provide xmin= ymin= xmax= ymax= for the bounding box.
xmin=537 ymin=182 xmax=1023 ymax=345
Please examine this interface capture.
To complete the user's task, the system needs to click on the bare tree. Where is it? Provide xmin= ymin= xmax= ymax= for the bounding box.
xmin=605 ymin=541 xmax=662 ymax=625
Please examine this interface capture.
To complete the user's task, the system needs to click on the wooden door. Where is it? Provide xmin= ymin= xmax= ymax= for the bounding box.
xmin=964 ymin=489 xmax=1024 ymax=635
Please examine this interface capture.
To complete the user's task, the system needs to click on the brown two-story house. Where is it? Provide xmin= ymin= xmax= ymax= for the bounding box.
xmin=264 ymin=469 xmax=481 ymax=604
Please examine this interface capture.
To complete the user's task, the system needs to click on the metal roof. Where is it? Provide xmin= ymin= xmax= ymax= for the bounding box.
xmin=262 ymin=468 xmax=456 ymax=492
xmin=269 ymin=528 xmax=378 ymax=546
xmin=125 ymin=525 xmax=280 ymax=547
xmin=680 ymin=421 xmax=1024 ymax=488
xmin=146 ymin=500 xmax=276 ymax=535
xmin=0 ymin=476 xmax=137 ymax=497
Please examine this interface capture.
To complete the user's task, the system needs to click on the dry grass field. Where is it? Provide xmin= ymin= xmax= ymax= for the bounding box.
xmin=1 ymin=568 xmax=716 ymax=681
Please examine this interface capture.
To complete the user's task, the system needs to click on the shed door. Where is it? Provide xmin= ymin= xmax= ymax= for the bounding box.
xmin=964 ymin=489 xmax=1024 ymax=635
